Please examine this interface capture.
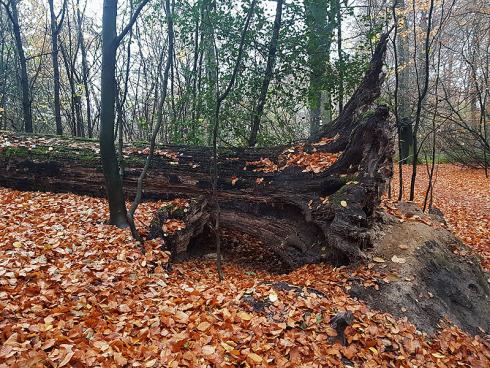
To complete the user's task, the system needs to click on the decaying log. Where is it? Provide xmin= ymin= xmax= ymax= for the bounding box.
xmin=147 ymin=196 xmax=211 ymax=261
xmin=0 ymin=35 xmax=393 ymax=271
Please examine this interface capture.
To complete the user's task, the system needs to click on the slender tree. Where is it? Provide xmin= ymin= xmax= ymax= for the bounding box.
xmin=248 ymin=0 xmax=283 ymax=147
xmin=392 ymin=0 xmax=405 ymax=200
xmin=76 ymin=0 xmax=92 ymax=137
xmin=409 ymin=0 xmax=435 ymax=200
xmin=48 ymin=0 xmax=67 ymax=135
xmin=210 ymin=0 xmax=257 ymax=279
xmin=395 ymin=0 xmax=412 ymax=164
xmin=0 ymin=0 xmax=32 ymax=132
xmin=100 ymin=0 xmax=151 ymax=227
xmin=304 ymin=0 xmax=335 ymax=136
xmin=127 ymin=0 xmax=174 ymax=241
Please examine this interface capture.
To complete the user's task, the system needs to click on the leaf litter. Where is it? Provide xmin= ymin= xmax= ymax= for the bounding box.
xmin=1 ymin=163 xmax=490 ymax=367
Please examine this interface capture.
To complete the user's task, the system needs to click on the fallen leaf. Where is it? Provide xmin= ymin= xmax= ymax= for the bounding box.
xmin=118 ymin=304 xmax=131 ymax=313
xmin=432 ymin=352 xmax=446 ymax=359
xmin=268 ymin=292 xmax=278 ymax=302
xmin=59 ymin=349 xmax=75 ymax=367
xmin=93 ymin=341 xmax=110 ymax=351
xmin=197 ymin=321 xmax=211 ymax=331
xmin=202 ymin=345 xmax=215 ymax=355
xmin=114 ymin=352 xmax=128 ymax=366
xmin=248 ymin=352 xmax=263 ymax=363
xmin=13 ymin=241 xmax=23 ymax=248
xmin=221 ymin=342 xmax=234 ymax=352
xmin=237 ymin=311 xmax=252 ymax=321
xmin=175 ymin=310 xmax=189 ymax=323
xmin=391 ymin=255 xmax=406 ymax=264
xmin=342 ymin=345 xmax=358 ymax=360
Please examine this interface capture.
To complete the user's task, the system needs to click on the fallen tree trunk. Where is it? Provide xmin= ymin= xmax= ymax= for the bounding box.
xmin=0 ymin=35 xmax=392 ymax=271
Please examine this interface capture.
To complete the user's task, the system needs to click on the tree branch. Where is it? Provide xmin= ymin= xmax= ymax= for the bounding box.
xmin=114 ymin=0 xmax=151 ymax=47
xmin=217 ymin=0 xmax=257 ymax=104
xmin=55 ymin=0 xmax=68 ymax=35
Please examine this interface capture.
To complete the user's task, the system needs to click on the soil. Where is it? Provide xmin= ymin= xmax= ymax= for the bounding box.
xmin=350 ymin=203 xmax=490 ymax=336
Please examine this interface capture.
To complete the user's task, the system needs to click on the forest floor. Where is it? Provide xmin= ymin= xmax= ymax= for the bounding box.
xmin=0 ymin=165 xmax=489 ymax=367
xmin=391 ymin=164 xmax=490 ymax=270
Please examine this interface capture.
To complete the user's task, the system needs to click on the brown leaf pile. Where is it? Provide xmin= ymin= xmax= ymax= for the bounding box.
xmin=243 ymin=134 xmax=340 ymax=174
xmin=391 ymin=164 xmax=490 ymax=270
xmin=283 ymin=151 xmax=340 ymax=174
xmin=163 ymin=219 xmax=186 ymax=234
xmin=245 ymin=150 xmax=340 ymax=174
xmin=1 ymin=183 xmax=489 ymax=367
xmin=245 ymin=158 xmax=278 ymax=173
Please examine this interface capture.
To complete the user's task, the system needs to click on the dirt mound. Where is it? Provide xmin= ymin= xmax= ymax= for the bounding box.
xmin=350 ymin=203 xmax=490 ymax=336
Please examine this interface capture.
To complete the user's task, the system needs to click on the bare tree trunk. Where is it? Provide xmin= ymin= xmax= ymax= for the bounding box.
xmin=99 ymin=0 xmax=151 ymax=227
xmin=77 ymin=0 xmax=92 ymax=137
xmin=248 ymin=0 xmax=283 ymax=147
xmin=423 ymin=43 xmax=441 ymax=211
xmin=128 ymin=0 xmax=174 ymax=241
xmin=116 ymin=10 xmax=133 ymax=178
xmin=395 ymin=0 xmax=412 ymax=164
xmin=392 ymin=0 xmax=405 ymax=200
xmin=100 ymin=0 xmax=128 ymax=227
xmin=409 ymin=0 xmax=435 ymax=201
xmin=48 ymin=0 xmax=66 ymax=136
xmin=211 ymin=0 xmax=257 ymax=279
xmin=1 ymin=0 xmax=32 ymax=132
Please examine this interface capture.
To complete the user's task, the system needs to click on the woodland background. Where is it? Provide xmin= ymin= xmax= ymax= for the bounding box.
xmin=0 ymin=0 xmax=488 ymax=178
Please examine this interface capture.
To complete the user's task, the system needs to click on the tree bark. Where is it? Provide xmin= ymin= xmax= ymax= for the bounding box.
xmin=99 ymin=0 xmax=150 ymax=227
xmin=395 ymin=0 xmax=412 ymax=164
xmin=100 ymin=0 xmax=128 ymax=227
